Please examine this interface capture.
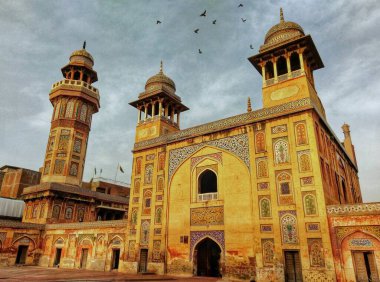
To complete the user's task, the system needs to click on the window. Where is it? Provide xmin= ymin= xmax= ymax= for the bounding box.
xmin=277 ymin=56 xmax=287 ymax=76
xmin=290 ymin=52 xmax=301 ymax=71
xmin=65 ymin=207 xmax=73 ymax=219
xmin=77 ymin=208 xmax=84 ymax=222
xmin=265 ymin=61 xmax=274 ymax=79
xmin=198 ymin=169 xmax=217 ymax=194
xmin=260 ymin=198 xmax=271 ymax=218
xmin=52 ymin=205 xmax=60 ymax=219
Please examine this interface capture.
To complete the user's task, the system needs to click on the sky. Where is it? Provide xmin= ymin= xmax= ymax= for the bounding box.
xmin=0 ymin=0 xmax=379 ymax=202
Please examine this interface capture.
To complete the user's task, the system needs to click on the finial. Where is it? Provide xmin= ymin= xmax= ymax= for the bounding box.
xmin=247 ymin=97 xmax=252 ymax=112
xmin=159 ymin=60 xmax=163 ymax=73
xmin=280 ymin=8 xmax=284 ymax=22
xmin=83 ymin=40 xmax=86 ymax=49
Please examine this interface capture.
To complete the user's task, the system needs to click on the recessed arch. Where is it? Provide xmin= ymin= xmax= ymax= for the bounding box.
xmin=290 ymin=52 xmax=301 ymax=71
xmin=12 ymin=235 xmax=36 ymax=249
xmin=277 ymin=56 xmax=287 ymax=76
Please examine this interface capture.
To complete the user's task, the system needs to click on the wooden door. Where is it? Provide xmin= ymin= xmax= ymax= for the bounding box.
xmin=80 ymin=248 xmax=88 ymax=269
xmin=284 ymin=251 xmax=302 ymax=282
xmin=139 ymin=249 xmax=148 ymax=273
xmin=353 ymin=251 xmax=380 ymax=282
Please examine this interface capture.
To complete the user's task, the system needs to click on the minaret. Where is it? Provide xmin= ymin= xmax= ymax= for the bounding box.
xmin=342 ymin=123 xmax=357 ymax=165
xmin=248 ymin=9 xmax=325 ymax=116
xmin=129 ymin=61 xmax=188 ymax=142
xmin=41 ymin=43 xmax=100 ymax=186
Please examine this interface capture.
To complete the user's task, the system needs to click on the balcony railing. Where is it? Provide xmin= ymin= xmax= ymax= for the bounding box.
xmin=264 ymin=69 xmax=304 ymax=87
xmin=198 ymin=192 xmax=218 ymax=202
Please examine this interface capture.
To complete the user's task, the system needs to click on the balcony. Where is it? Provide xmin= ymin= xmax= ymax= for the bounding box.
xmin=198 ymin=192 xmax=218 ymax=202
xmin=51 ymin=79 xmax=99 ymax=100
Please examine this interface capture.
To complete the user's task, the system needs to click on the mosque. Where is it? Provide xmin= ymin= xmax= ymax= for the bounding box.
xmin=0 ymin=9 xmax=379 ymax=282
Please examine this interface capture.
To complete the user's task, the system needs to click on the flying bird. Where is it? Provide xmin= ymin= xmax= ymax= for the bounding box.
xmin=194 ymin=29 xmax=199 ymax=33
xmin=200 ymin=10 xmax=206 ymax=17
xmin=198 ymin=49 xmax=202 ymax=54
xmin=238 ymin=4 xmax=244 ymax=7
xmin=250 ymin=44 xmax=254 ymax=49
xmin=156 ymin=20 xmax=162 ymax=24
xmin=241 ymin=18 xmax=247 ymax=22
xmin=212 ymin=20 xmax=216 ymax=24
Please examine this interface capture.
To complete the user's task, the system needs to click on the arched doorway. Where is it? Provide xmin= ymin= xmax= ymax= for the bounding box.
xmin=195 ymin=238 xmax=221 ymax=277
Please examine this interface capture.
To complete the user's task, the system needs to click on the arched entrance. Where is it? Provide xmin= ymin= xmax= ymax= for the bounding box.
xmin=195 ymin=238 xmax=221 ymax=277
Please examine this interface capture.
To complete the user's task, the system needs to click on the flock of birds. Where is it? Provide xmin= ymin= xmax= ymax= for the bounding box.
xmin=156 ymin=4 xmax=254 ymax=54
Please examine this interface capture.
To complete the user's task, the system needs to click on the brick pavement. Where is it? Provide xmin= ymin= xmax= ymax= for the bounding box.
xmin=0 ymin=266 xmax=221 ymax=282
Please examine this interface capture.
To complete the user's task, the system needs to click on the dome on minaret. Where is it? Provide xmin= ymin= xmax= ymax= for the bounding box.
xmin=262 ymin=8 xmax=305 ymax=50
xmin=69 ymin=41 xmax=94 ymax=68
xmin=145 ymin=61 xmax=176 ymax=92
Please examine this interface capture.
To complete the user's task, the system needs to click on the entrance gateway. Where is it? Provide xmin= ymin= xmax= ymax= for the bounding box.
xmin=111 ymin=249 xmax=120 ymax=270
xmin=53 ymin=248 xmax=62 ymax=267
xmin=80 ymin=248 xmax=88 ymax=269
xmin=352 ymin=251 xmax=379 ymax=282
xmin=195 ymin=238 xmax=221 ymax=277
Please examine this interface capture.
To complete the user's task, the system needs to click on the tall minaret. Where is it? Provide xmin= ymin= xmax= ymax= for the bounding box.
xmin=248 ymin=9 xmax=325 ymax=116
xmin=129 ymin=61 xmax=188 ymax=142
xmin=41 ymin=43 xmax=100 ymax=186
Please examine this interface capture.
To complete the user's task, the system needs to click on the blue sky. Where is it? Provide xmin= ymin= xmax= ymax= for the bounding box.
xmin=0 ymin=0 xmax=379 ymax=201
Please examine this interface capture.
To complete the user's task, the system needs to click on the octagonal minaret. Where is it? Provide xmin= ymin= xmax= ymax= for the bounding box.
xmin=41 ymin=43 xmax=100 ymax=186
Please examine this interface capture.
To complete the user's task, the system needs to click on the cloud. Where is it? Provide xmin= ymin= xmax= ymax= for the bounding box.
xmin=0 ymin=0 xmax=379 ymax=201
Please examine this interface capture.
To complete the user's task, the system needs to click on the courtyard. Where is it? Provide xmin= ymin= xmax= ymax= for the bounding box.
xmin=0 ymin=266 xmax=220 ymax=282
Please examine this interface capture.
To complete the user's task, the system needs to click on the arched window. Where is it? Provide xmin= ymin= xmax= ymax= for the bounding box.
xmin=73 ymin=71 xmax=80 ymax=80
xmin=277 ymin=172 xmax=292 ymax=195
xmin=82 ymin=74 xmax=88 ymax=83
xmin=135 ymin=158 xmax=142 ymax=175
xmin=80 ymin=104 xmax=87 ymax=122
xmin=65 ymin=207 xmax=73 ymax=219
xmin=281 ymin=214 xmax=298 ymax=244
xmin=198 ymin=169 xmax=217 ymax=194
xmin=265 ymin=61 xmax=274 ymax=79
xmin=304 ymin=194 xmax=317 ymax=215
xmin=77 ymin=208 xmax=85 ymax=222
xmin=290 ymin=52 xmax=301 ymax=71
xmin=260 ymin=198 xmax=271 ymax=218
xmin=277 ymin=56 xmax=287 ymax=76
xmin=155 ymin=207 xmax=162 ymax=224
xmin=52 ymin=205 xmax=60 ymax=219
xmin=65 ymin=101 xmax=74 ymax=118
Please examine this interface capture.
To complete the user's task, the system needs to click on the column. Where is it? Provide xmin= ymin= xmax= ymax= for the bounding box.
xmin=261 ymin=64 xmax=266 ymax=86
xmin=177 ymin=111 xmax=181 ymax=127
xmin=151 ymin=101 xmax=156 ymax=117
xmin=286 ymin=54 xmax=291 ymax=76
xmin=273 ymin=58 xmax=278 ymax=82
xmin=158 ymin=100 xmax=163 ymax=117
xmin=137 ymin=107 xmax=141 ymax=123
xmin=79 ymin=71 xmax=83 ymax=81
xmin=164 ymin=105 xmax=169 ymax=118
xmin=299 ymin=52 xmax=305 ymax=72
xmin=144 ymin=104 xmax=148 ymax=120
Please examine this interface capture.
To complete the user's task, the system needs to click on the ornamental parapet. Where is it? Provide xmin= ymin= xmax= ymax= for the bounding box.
xmin=45 ymin=219 xmax=128 ymax=230
xmin=327 ymin=202 xmax=380 ymax=216
xmin=50 ymin=79 xmax=100 ymax=101
xmin=134 ymin=97 xmax=314 ymax=150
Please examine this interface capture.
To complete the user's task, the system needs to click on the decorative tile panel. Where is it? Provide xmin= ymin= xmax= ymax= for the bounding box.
xmin=190 ymin=206 xmax=224 ymax=226
xmin=271 ymin=124 xmax=287 ymax=134
xmin=306 ymin=222 xmax=320 ymax=232
xmin=260 ymin=224 xmax=273 ymax=233
xmin=191 ymin=152 xmax=222 ymax=170
xmin=169 ymin=134 xmax=249 ymax=180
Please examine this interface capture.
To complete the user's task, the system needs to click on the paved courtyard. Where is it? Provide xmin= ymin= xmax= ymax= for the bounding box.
xmin=0 ymin=266 xmax=221 ymax=281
